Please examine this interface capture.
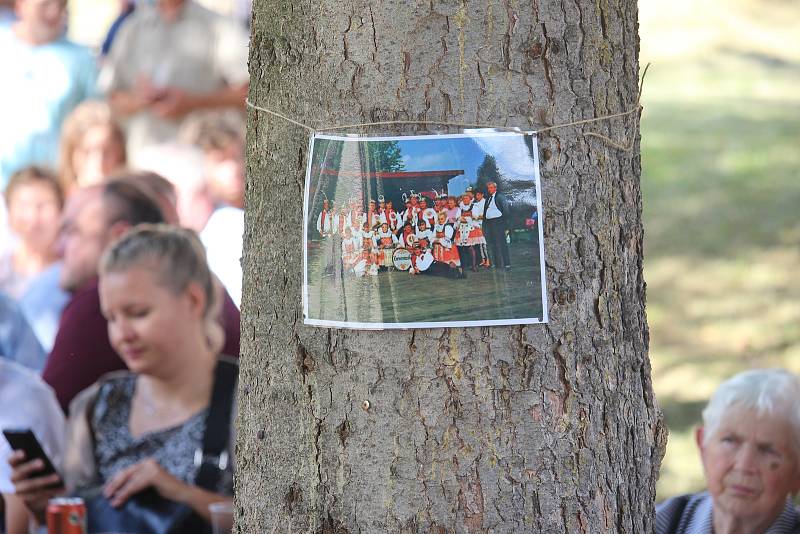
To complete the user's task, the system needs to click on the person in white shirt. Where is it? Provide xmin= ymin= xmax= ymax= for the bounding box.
xmin=358 ymin=222 xmax=378 ymax=276
xmin=316 ymin=199 xmax=334 ymax=237
xmin=484 ymin=182 xmax=511 ymax=270
xmin=374 ymin=222 xmax=397 ymax=270
xmin=432 ymin=211 xmax=464 ymax=279
xmin=384 ymin=200 xmax=401 ymax=233
xmin=419 ymin=197 xmax=437 ymax=229
xmin=400 ymin=199 xmax=417 ymax=232
xmin=314 ymin=199 xmax=336 ymax=276
xmin=200 ymin=205 xmax=243 ymax=307
xmin=340 ymin=227 xmax=360 ymax=274
xmin=472 ymin=189 xmax=489 ymax=267
xmin=456 ymin=193 xmax=477 ymax=271
xmin=1 ymin=359 xmax=65 ymax=534
xmin=412 ymin=220 xmax=435 ymax=274
xmin=347 ymin=198 xmax=364 ymax=233
xmin=456 ymin=190 xmax=488 ymax=271
xmin=334 ymin=206 xmax=349 ymax=236
xmin=433 ymin=193 xmax=446 ymax=215
xmin=366 ymin=200 xmax=382 ymax=230
xmin=415 ymin=220 xmax=435 ymax=250
xmin=100 ymin=0 xmax=249 ymax=164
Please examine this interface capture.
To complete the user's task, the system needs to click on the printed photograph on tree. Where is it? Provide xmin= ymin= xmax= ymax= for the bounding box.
xmin=303 ymin=131 xmax=547 ymax=329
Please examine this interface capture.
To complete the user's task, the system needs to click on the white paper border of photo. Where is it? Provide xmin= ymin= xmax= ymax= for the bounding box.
xmin=302 ymin=130 xmax=549 ymax=330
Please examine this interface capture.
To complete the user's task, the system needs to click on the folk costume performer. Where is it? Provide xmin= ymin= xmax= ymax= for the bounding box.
xmin=472 ymin=190 xmax=490 ymax=267
xmin=433 ymin=211 xmax=464 ymax=278
xmin=316 ymin=199 xmax=335 ymax=237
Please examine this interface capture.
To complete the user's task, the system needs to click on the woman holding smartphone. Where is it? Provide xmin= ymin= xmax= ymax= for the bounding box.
xmin=7 ymin=225 xmax=236 ymax=533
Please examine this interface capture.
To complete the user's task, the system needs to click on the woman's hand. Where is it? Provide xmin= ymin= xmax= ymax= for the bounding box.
xmin=103 ymin=458 xmax=187 ymax=508
xmin=102 ymin=458 xmax=228 ymax=522
xmin=8 ymin=450 xmax=65 ymax=524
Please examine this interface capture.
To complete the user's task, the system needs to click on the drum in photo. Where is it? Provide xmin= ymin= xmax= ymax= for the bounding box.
xmin=392 ymin=248 xmax=413 ymax=271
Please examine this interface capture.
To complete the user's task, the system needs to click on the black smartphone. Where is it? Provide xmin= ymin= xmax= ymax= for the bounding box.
xmin=2 ymin=428 xmax=62 ymax=482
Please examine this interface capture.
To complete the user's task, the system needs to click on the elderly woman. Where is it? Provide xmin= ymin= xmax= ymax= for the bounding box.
xmin=656 ymin=369 xmax=800 ymax=533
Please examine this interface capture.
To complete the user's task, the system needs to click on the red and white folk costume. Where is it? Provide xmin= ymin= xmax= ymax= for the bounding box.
xmin=455 ymin=200 xmax=474 ymax=246
xmin=375 ymin=225 xmax=398 ymax=267
xmin=398 ymin=227 xmax=422 ymax=274
xmin=376 ymin=227 xmax=398 ymax=247
xmin=412 ymin=225 xmax=435 ymax=272
xmin=471 ymin=197 xmax=486 ymax=227
xmin=434 ymin=196 xmax=446 ymax=215
xmin=471 ymin=194 xmax=490 ymax=266
xmin=316 ymin=205 xmax=334 ymax=237
xmin=348 ymin=209 xmax=364 ymax=231
xmin=457 ymin=200 xmax=487 ymax=246
xmin=432 ymin=222 xmax=460 ymax=266
xmin=415 ymin=226 xmax=435 ymax=250
xmin=359 ymin=226 xmax=379 ymax=276
xmin=386 ymin=209 xmax=401 ymax=232
xmin=420 ymin=206 xmax=437 ymax=228
xmin=341 ymin=232 xmax=361 ymax=271
xmin=401 ymin=205 xmax=419 ymax=229
xmin=365 ymin=200 xmax=380 ymax=229
xmin=397 ymin=229 xmax=415 ymax=249
xmin=336 ymin=209 xmax=349 ymax=235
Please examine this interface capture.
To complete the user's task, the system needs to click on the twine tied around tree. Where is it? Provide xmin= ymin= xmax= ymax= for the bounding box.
xmin=245 ymin=64 xmax=651 ymax=153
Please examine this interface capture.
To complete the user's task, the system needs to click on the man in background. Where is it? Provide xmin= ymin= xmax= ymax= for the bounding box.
xmin=0 ymin=0 xmax=96 ymax=186
xmin=0 ymin=357 xmax=65 ymax=534
xmin=99 ymin=0 xmax=249 ymax=164
xmin=483 ymin=181 xmax=511 ymax=270
xmin=42 ymin=179 xmax=241 ymax=412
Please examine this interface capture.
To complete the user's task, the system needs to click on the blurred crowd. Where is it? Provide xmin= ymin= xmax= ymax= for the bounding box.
xmin=0 ymin=0 xmax=248 ymax=531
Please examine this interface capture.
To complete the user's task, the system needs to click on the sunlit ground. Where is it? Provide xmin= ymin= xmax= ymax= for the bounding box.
xmin=639 ymin=0 xmax=800 ymax=499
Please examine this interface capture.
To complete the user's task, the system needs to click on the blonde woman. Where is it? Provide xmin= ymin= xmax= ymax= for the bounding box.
xmin=8 ymin=225 xmax=236 ymax=533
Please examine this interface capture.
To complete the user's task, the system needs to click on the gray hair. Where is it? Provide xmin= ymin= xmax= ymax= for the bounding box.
xmin=99 ymin=224 xmax=223 ymax=352
xmin=702 ymin=369 xmax=800 ymax=449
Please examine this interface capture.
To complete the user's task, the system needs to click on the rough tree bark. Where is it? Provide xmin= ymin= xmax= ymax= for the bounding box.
xmin=239 ymin=1 xmax=665 ymax=532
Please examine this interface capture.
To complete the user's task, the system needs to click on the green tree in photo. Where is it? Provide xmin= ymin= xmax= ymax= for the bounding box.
xmin=364 ymin=140 xmax=405 ymax=173
xmin=476 ymin=153 xmax=502 ymax=193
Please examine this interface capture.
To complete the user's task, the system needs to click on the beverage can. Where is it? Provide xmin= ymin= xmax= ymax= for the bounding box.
xmin=46 ymin=497 xmax=87 ymax=534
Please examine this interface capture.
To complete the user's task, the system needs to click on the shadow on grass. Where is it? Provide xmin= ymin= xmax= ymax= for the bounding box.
xmin=717 ymin=45 xmax=799 ymax=70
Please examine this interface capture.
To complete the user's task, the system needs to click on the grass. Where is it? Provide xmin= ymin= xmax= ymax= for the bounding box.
xmin=639 ymin=0 xmax=800 ymax=499
xmin=306 ymin=238 xmax=543 ymax=324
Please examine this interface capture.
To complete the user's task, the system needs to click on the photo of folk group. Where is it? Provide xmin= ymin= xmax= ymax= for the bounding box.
xmin=303 ymin=132 xmax=548 ymax=329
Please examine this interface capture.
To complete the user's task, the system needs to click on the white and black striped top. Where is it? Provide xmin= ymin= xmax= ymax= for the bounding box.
xmin=655 ymin=491 xmax=800 ymax=534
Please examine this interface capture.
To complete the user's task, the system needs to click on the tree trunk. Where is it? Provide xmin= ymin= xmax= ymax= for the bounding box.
xmin=239 ymin=1 xmax=664 ymax=532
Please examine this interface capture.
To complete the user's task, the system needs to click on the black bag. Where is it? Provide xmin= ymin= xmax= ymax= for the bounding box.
xmin=82 ymin=358 xmax=238 ymax=534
